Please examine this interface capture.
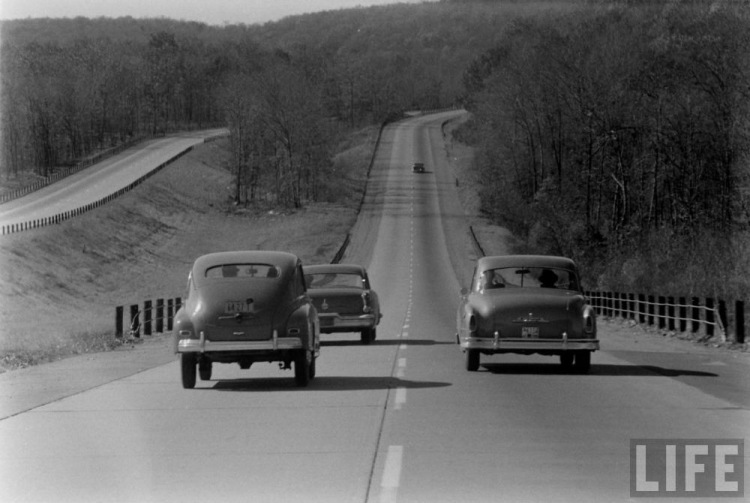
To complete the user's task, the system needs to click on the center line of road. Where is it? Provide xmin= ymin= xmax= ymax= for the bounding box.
xmin=381 ymin=445 xmax=403 ymax=498
xmin=394 ymin=387 xmax=407 ymax=410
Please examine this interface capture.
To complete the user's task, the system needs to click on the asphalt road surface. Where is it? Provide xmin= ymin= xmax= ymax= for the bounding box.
xmin=0 ymin=112 xmax=748 ymax=502
xmin=0 ymin=130 xmax=226 ymax=231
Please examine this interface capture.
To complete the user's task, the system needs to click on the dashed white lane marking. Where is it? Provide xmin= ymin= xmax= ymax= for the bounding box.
xmin=397 ymin=357 xmax=406 ymax=368
xmin=402 ymin=331 xmax=408 ymax=338
xmin=399 ymin=344 xmax=407 ymax=351
xmin=394 ymin=387 xmax=407 ymax=410
xmin=380 ymin=445 xmax=403 ymax=503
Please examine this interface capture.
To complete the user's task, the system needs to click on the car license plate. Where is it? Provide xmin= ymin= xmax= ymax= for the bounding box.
xmin=522 ymin=326 xmax=539 ymax=338
xmin=225 ymin=301 xmax=251 ymax=314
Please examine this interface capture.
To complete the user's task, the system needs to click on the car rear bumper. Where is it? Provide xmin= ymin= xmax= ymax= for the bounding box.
xmin=318 ymin=313 xmax=377 ymax=330
xmin=459 ymin=334 xmax=599 ymax=352
xmin=177 ymin=330 xmax=303 ymax=353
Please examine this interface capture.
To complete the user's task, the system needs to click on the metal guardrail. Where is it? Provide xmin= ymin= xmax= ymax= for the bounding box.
xmin=115 ymin=297 xmax=182 ymax=338
xmin=587 ymin=291 xmax=745 ymax=344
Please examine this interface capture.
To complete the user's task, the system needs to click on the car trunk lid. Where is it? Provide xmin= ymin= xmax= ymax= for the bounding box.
xmin=198 ymin=282 xmax=281 ymax=341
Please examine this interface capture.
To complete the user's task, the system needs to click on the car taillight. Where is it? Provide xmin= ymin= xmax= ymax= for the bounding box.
xmin=584 ymin=314 xmax=595 ymax=334
xmin=362 ymin=292 xmax=372 ymax=313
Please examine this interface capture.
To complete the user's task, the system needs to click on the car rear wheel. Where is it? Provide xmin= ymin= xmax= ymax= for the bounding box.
xmin=181 ymin=354 xmax=197 ymax=389
xmin=465 ymin=349 xmax=480 ymax=371
xmin=309 ymin=354 xmax=316 ymax=380
xmin=198 ymin=358 xmax=212 ymax=381
xmin=360 ymin=327 xmax=375 ymax=345
xmin=574 ymin=351 xmax=591 ymax=373
xmin=295 ymin=350 xmax=312 ymax=387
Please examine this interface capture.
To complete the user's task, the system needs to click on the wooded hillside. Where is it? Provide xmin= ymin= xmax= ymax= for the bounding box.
xmin=1 ymin=0 xmax=748 ymax=298
xmin=458 ymin=1 xmax=750 ymax=299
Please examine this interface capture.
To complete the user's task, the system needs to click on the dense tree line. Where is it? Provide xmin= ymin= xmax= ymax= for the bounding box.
xmin=459 ymin=1 xmax=750 ymax=297
xmin=0 ymin=1 xmax=572 ymax=205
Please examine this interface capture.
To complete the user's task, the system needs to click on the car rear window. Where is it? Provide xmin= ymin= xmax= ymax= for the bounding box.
xmin=479 ymin=267 xmax=579 ymax=291
xmin=306 ymin=272 xmax=364 ymax=289
xmin=205 ymin=263 xmax=280 ymax=279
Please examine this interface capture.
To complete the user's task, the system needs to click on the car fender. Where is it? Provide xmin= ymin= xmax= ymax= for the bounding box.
xmin=287 ymin=303 xmax=319 ymax=352
xmin=171 ymin=307 xmax=194 ymax=354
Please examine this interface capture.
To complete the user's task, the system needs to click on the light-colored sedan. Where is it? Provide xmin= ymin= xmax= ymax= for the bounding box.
xmin=457 ymin=255 xmax=598 ymax=372
xmin=172 ymin=251 xmax=320 ymax=388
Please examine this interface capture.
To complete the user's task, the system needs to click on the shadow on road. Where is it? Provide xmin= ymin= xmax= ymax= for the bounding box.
xmin=210 ymin=375 xmax=452 ymax=392
xmin=321 ymin=338 xmax=454 ymax=347
xmin=481 ymin=363 xmax=718 ymax=377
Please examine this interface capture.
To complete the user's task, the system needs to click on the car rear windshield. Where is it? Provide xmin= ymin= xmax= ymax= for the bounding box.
xmin=479 ymin=267 xmax=579 ymax=291
xmin=205 ymin=263 xmax=280 ymax=279
xmin=306 ymin=272 xmax=364 ymax=289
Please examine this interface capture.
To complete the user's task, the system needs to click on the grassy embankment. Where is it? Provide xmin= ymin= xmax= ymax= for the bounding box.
xmin=0 ymin=126 xmax=380 ymax=371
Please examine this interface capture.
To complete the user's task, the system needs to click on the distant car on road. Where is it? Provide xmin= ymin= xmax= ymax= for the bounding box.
xmin=304 ymin=263 xmax=382 ymax=344
xmin=173 ymin=251 xmax=320 ymax=388
xmin=456 ymin=255 xmax=598 ymax=372
xmin=412 ymin=162 xmax=425 ymax=173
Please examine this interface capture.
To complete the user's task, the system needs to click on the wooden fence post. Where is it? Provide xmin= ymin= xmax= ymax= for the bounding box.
xmin=156 ymin=299 xmax=164 ymax=333
xmin=691 ymin=297 xmax=700 ymax=333
xmin=705 ymin=297 xmax=715 ymax=338
xmin=167 ymin=299 xmax=174 ymax=331
xmin=130 ymin=304 xmax=140 ymax=338
xmin=647 ymin=295 xmax=655 ymax=326
xmin=144 ymin=300 xmax=152 ymax=336
xmin=679 ymin=297 xmax=687 ymax=332
xmin=736 ymin=300 xmax=745 ymax=344
xmin=658 ymin=295 xmax=666 ymax=329
xmin=667 ymin=296 xmax=675 ymax=331
xmin=115 ymin=306 xmax=123 ymax=338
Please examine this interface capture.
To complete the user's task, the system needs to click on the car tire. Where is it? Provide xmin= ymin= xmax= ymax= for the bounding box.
xmin=361 ymin=328 xmax=375 ymax=345
xmin=559 ymin=352 xmax=574 ymax=369
xmin=198 ymin=358 xmax=212 ymax=381
xmin=295 ymin=350 xmax=311 ymax=387
xmin=574 ymin=351 xmax=591 ymax=374
xmin=465 ymin=349 xmax=480 ymax=372
xmin=309 ymin=355 xmax=316 ymax=380
xmin=181 ymin=354 xmax=197 ymax=389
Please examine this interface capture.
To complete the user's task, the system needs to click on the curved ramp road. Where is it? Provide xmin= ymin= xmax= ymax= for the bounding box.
xmin=0 ymin=130 xmax=227 ymax=231
xmin=0 ymin=112 xmax=748 ymax=502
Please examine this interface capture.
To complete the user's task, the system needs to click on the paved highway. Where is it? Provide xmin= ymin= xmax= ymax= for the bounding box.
xmin=0 ymin=130 xmax=226 ymax=231
xmin=0 ymin=112 xmax=747 ymax=502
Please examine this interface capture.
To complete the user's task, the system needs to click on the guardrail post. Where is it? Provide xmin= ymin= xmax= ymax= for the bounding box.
xmin=130 ymin=304 xmax=140 ymax=338
xmin=638 ymin=294 xmax=645 ymax=323
xmin=156 ymin=299 xmax=164 ymax=333
xmin=115 ymin=306 xmax=124 ymax=338
xmin=736 ymin=300 xmax=745 ymax=344
xmin=679 ymin=297 xmax=687 ymax=332
xmin=691 ymin=297 xmax=700 ymax=333
xmin=657 ymin=296 xmax=666 ymax=329
xmin=144 ymin=300 xmax=152 ymax=336
xmin=647 ymin=295 xmax=655 ymax=326
xmin=705 ymin=297 xmax=715 ymax=337
xmin=667 ymin=296 xmax=675 ymax=331
xmin=167 ymin=299 xmax=174 ymax=331
xmin=718 ymin=299 xmax=728 ymax=340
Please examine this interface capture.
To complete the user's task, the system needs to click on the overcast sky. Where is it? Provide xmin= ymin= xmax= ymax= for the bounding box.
xmin=0 ymin=0 xmax=436 ymax=26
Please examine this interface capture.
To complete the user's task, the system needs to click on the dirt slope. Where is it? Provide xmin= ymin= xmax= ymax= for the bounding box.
xmin=0 ymin=139 xmax=358 ymax=358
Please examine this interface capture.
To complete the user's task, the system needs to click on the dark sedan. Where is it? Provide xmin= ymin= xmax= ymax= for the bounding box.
xmin=172 ymin=251 xmax=320 ymax=388
xmin=304 ymin=264 xmax=382 ymax=344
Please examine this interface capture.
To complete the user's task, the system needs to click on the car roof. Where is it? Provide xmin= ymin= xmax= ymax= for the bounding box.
xmin=193 ymin=251 xmax=299 ymax=275
xmin=304 ymin=263 xmax=366 ymax=275
xmin=477 ymin=254 xmax=578 ymax=272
